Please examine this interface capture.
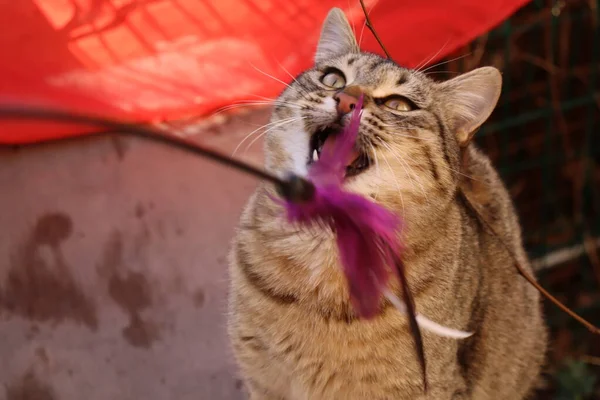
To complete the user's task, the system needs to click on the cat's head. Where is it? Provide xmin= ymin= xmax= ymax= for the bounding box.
xmin=265 ymin=8 xmax=501 ymax=219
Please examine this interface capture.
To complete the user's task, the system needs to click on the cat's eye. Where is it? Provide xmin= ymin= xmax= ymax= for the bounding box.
xmin=320 ymin=70 xmax=346 ymax=89
xmin=382 ymin=96 xmax=415 ymax=112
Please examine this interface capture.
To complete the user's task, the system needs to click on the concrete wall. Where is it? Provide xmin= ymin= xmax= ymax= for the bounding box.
xmin=0 ymin=110 xmax=269 ymax=400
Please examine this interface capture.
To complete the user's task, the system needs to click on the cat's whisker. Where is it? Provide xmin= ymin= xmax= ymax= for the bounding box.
xmin=232 ymin=99 xmax=305 ymax=109
xmin=425 ymin=71 xmax=462 ymax=76
xmin=368 ymin=142 xmax=382 ymax=201
xmin=243 ymin=96 xmax=304 ymax=107
xmin=400 ymin=156 xmax=429 ymax=204
xmin=243 ymin=117 xmax=304 ymax=155
xmin=381 ymin=152 xmax=405 ymax=215
xmin=371 ymin=125 xmax=489 ymax=186
xmin=347 ymin=0 xmax=356 ymax=37
xmin=387 ymin=144 xmax=428 ymax=197
xmin=245 ymin=95 xmax=333 ymax=117
xmin=357 ymin=1 xmax=373 ymax=47
xmin=368 ymin=122 xmax=438 ymax=143
xmin=250 ymin=63 xmax=306 ymax=98
xmin=211 ymin=101 xmax=303 ymax=118
xmin=420 ymin=52 xmax=473 ymax=74
xmin=381 ymin=142 xmax=429 ymax=204
xmin=414 ymin=38 xmax=451 ymax=72
xmin=449 ymin=168 xmax=486 ymax=183
xmin=386 ymin=143 xmax=484 ymax=185
xmin=243 ymin=116 xmax=305 ymax=155
xmin=232 ymin=117 xmax=300 ymax=157
xmin=376 ymin=128 xmax=438 ymax=143
xmin=441 ymin=165 xmax=488 ymax=185
xmin=210 ymin=102 xmax=271 ymax=116
xmin=232 ymin=117 xmax=293 ymax=157
xmin=389 ymin=131 xmax=437 ymax=143
xmin=358 ymin=0 xmax=383 ymax=48
xmin=275 ymin=61 xmax=312 ymax=97
xmin=245 ymin=94 xmax=279 ymax=102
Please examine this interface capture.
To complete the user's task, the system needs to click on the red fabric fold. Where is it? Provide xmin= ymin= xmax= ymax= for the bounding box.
xmin=0 ymin=0 xmax=528 ymax=143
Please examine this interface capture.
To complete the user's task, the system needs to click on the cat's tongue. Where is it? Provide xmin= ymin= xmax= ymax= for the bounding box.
xmin=311 ymin=96 xmax=363 ymax=181
xmin=321 ymin=133 xmax=360 ymax=169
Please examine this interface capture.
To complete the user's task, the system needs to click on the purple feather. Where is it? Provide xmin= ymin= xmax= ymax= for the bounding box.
xmin=281 ymin=94 xmax=472 ymax=392
xmin=284 ymin=95 xmax=403 ymax=318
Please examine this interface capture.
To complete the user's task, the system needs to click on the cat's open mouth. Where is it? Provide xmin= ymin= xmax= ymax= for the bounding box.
xmin=308 ymin=125 xmax=370 ymax=178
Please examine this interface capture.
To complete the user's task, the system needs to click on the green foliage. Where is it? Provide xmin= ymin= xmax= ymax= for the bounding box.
xmin=555 ymin=359 xmax=597 ymax=400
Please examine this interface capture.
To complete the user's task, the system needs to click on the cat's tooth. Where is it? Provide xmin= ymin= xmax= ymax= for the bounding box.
xmin=313 ymin=149 xmax=319 ymax=161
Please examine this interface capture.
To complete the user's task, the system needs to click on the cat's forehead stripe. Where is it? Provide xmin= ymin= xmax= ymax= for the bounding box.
xmin=370 ymin=71 xmax=414 ymax=97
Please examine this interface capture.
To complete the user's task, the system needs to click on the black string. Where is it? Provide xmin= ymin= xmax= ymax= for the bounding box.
xmin=0 ymin=104 xmax=285 ymax=187
xmin=392 ymin=252 xmax=428 ymax=393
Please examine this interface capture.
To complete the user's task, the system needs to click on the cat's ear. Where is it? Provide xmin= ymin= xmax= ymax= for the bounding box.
xmin=438 ymin=67 xmax=502 ymax=146
xmin=315 ymin=8 xmax=359 ymax=64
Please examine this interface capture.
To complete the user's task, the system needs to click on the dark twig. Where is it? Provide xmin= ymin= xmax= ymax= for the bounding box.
xmin=583 ymin=233 xmax=600 ymax=290
xmin=460 ymin=191 xmax=600 ymax=335
xmin=392 ymin=252 xmax=428 ymax=392
xmin=359 ymin=0 xmax=392 ymax=59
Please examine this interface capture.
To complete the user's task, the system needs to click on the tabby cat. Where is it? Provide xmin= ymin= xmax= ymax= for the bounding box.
xmin=228 ymin=8 xmax=547 ymax=400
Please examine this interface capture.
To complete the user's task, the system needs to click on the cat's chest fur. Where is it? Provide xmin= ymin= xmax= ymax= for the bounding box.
xmin=230 ymin=197 xmax=479 ymax=398
xmin=230 ymin=281 xmax=468 ymax=400
xmin=228 ymin=175 xmax=546 ymax=399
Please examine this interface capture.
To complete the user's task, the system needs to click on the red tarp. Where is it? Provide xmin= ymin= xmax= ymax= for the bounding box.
xmin=0 ymin=0 xmax=529 ymax=143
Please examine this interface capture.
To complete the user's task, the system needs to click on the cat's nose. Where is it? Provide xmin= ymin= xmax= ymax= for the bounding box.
xmin=334 ymin=92 xmax=360 ymax=115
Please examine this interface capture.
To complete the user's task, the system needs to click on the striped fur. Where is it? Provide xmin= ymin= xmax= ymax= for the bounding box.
xmin=228 ymin=8 xmax=547 ymax=400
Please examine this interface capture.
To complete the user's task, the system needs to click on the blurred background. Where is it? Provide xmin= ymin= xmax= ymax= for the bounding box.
xmin=0 ymin=0 xmax=598 ymax=399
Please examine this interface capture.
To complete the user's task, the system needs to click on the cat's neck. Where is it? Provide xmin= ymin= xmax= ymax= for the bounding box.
xmin=248 ymin=181 xmax=466 ymax=282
